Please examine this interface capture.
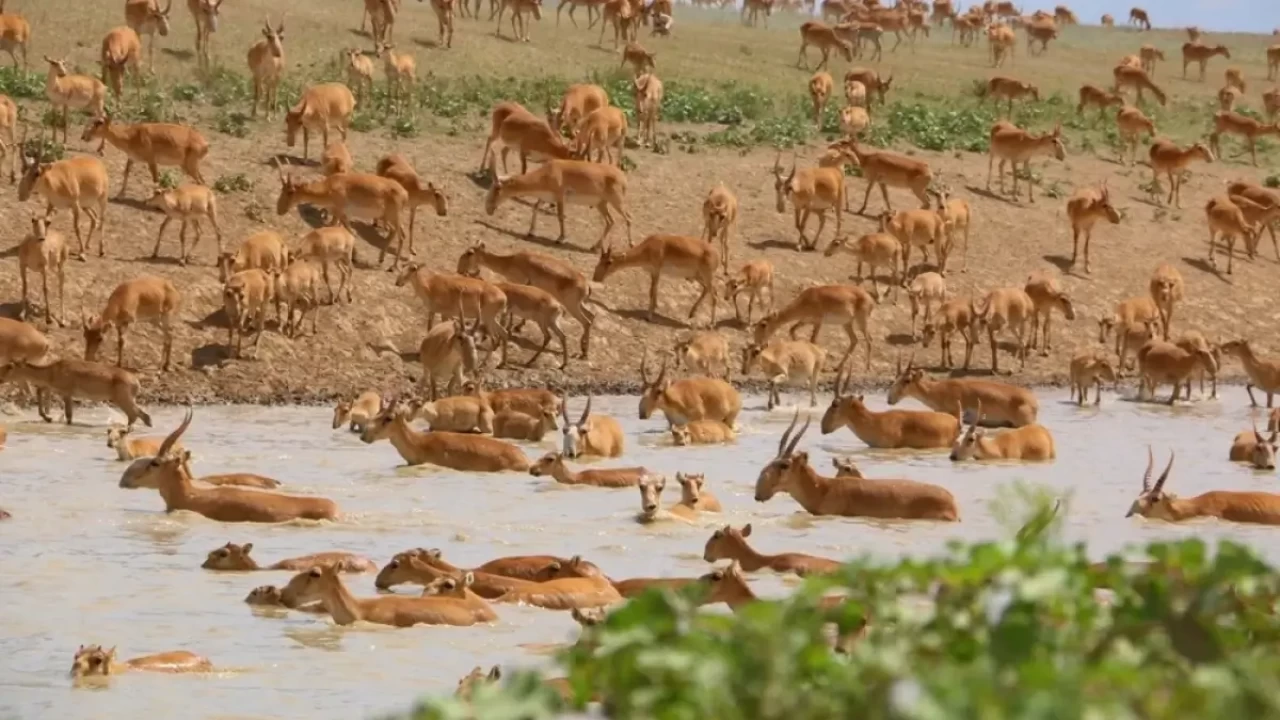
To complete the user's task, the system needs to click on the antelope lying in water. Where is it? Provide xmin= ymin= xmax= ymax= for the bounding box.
xmin=288 ymin=564 xmax=497 ymax=627
xmin=703 ymin=523 xmax=841 ymax=575
xmin=821 ymin=362 xmax=960 ymax=449
xmin=887 ymin=355 xmax=1039 ymax=428
xmin=638 ymin=352 xmax=742 ymax=428
xmin=375 ymin=550 xmax=552 ymax=598
xmin=1126 ymin=447 xmax=1280 ymax=525
xmin=755 ymin=412 xmax=959 ymax=521
xmin=491 ymin=555 xmax=623 ymax=610
xmin=200 ymin=542 xmax=375 ymax=573
xmin=948 ymin=401 xmax=1055 ymax=462
xmin=360 ymin=400 xmax=530 ymax=471
xmin=106 ymin=425 xmax=176 ymax=461
xmin=528 ymin=452 xmax=646 ymax=487
xmin=70 ymin=645 xmax=212 ymax=677
xmin=1228 ymin=420 xmax=1277 ymax=470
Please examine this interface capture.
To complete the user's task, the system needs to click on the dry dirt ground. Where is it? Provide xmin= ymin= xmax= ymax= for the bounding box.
xmin=0 ymin=1 xmax=1277 ymax=406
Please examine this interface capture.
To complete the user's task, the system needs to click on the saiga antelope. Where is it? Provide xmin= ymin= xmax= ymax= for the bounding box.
xmin=906 ymin=272 xmax=946 ymax=339
xmin=0 ymin=94 xmax=16 ymax=182
xmin=0 ymin=0 xmax=29 ymax=68
xmin=0 ymin=358 xmax=151 ymax=428
xmin=273 ymin=162 xmax=410 ymax=270
xmin=839 ymin=141 xmax=933 ymax=216
xmin=881 ymin=208 xmax=949 ymax=277
xmin=752 ymin=283 xmax=874 ymax=370
xmin=1112 ymin=65 xmax=1166 ymax=106
xmin=547 ymin=83 xmax=609 ymax=141
xmin=980 ymin=76 xmax=1040 ymax=118
xmin=1115 ymin=105 xmax=1155 ymax=167
xmin=18 ymin=146 xmax=109 ymax=260
xmin=124 ymin=0 xmax=172 ymax=71
xmin=823 ymin=232 xmax=902 ymax=301
xmin=1219 ymin=340 xmax=1280 ymax=408
xmin=81 ymin=117 xmax=209 ymax=198
xmin=84 ymin=276 xmax=181 ymax=372
xmin=144 ymin=184 xmax=222 ymax=266
xmin=1228 ymin=420 xmax=1277 ymax=470
xmin=821 ymin=362 xmax=960 ymax=449
xmin=701 ymin=184 xmax=737 ymax=273
xmin=888 ymin=355 xmax=1039 ymax=427
xmin=42 ymin=57 xmax=107 ymax=145
xmin=988 ymin=121 xmax=1065 ymax=203
xmin=17 ymin=217 xmax=68 ymax=327
xmin=674 ymin=331 xmax=730 ymax=379
xmin=1065 ymin=183 xmax=1121 ymax=274
xmin=638 ymin=352 xmax=742 ymax=427
xmin=222 ymin=274 xmax=277 ymax=359
xmin=1076 ymin=85 xmax=1124 ymax=126
xmin=377 ymin=42 xmax=416 ymax=110
xmin=491 ymin=280 xmax=569 ymax=368
xmin=188 ymin=0 xmax=224 ymax=72
xmin=284 ymin=83 xmax=357 ymax=161
xmin=485 ymin=162 xmax=632 ymax=252
xmin=100 ymin=27 xmax=144 ymax=100
xmin=573 ymin=106 xmax=629 ymax=167
xmin=248 ymin=17 xmax=285 ymax=119
xmin=592 ymin=234 xmax=718 ymax=328
xmin=1068 ymin=352 xmax=1116 ymax=405
xmin=772 ymin=152 xmax=844 ymax=251
xmin=797 ymin=21 xmax=854 ymax=72
xmin=560 ymin=396 xmax=625 ymax=458
xmin=949 ymin=401 xmax=1055 ymax=461
xmin=1181 ymin=42 xmax=1230 ymax=82
xmin=920 ymin=297 xmax=982 ymax=369
xmin=1209 ymin=111 xmax=1280 ymax=167
xmin=361 ymin=400 xmax=531 ymax=472
xmin=1136 ymin=338 xmax=1216 ymax=404
xmin=741 ymin=338 xmax=827 ymax=410
xmin=975 ymin=287 xmax=1035 ymax=374
xmin=633 ymin=72 xmax=663 ymax=148
xmin=808 ymin=71 xmax=833 ymax=126
xmin=1148 ymin=139 xmax=1213 ymax=208
xmin=1126 ymin=447 xmax=1280 ymax=525
xmin=1148 ymin=263 xmax=1183 ymax=340
xmin=375 ymin=154 xmax=449 ymax=260
xmin=723 ymin=260 xmax=774 ymax=326
xmin=294 ymin=227 xmax=355 ymax=305
xmin=1127 ymin=7 xmax=1150 ymax=30
xmin=1204 ymin=194 xmax=1258 ymax=274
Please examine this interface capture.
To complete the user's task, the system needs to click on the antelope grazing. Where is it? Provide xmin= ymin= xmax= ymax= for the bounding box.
xmin=559 ymin=395 xmax=624 ymax=458
xmin=949 ymin=402 xmax=1055 ymax=461
xmin=247 ymin=17 xmax=285 ymax=119
xmin=1204 ymin=194 xmax=1258 ymax=274
xmin=222 ymin=269 xmax=276 ymax=358
xmin=1068 ymin=352 xmax=1117 ymax=405
xmin=1136 ymin=338 xmax=1217 ymax=404
xmin=188 ymin=0 xmax=224 ymax=71
xmin=375 ymin=154 xmax=448 ymax=260
xmin=824 ymin=232 xmax=902 ymax=300
xmin=333 ymin=391 xmax=381 ymax=432
xmin=573 ymin=106 xmax=628 ymax=168
xmin=1182 ymin=42 xmax=1230 ymax=81
xmin=741 ymin=339 xmax=827 ymax=410
xmin=547 ymin=84 xmax=609 ymax=141
xmin=980 ymin=76 xmax=1039 ymax=117
xmin=674 ymin=331 xmax=730 ymax=378
xmin=1127 ymin=7 xmax=1150 ymax=30
xmin=529 ymin=452 xmax=643 ymax=487
xmin=822 ymin=363 xmax=960 ymax=448
xmin=1148 ymin=139 xmax=1213 ymax=208
xmin=1137 ymin=45 xmax=1164 ymax=75
xmin=843 ymin=141 xmax=933 ymax=215
xmin=81 ymin=117 xmax=208 ymax=198
xmin=106 ymin=425 xmax=176 ymax=461
xmin=752 ymin=283 xmax=874 ymax=370
xmin=0 ymin=358 xmax=151 ymax=428
xmin=670 ymin=420 xmax=736 ymax=446
xmin=377 ymin=43 xmax=416 ymax=109
xmin=362 ymin=401 xmax=530 ymax=471
xmin=0 ymin=0 xmax=28 ymax=68
xmin=218 ymin=231 xmax=290 ymax=282
xmin=417 ymin=312 xmax=483 ymax=400
xmin=633 ymin=72 xmax=663 ymax=148
xmin=808 ymin=71 xmax=834 ymax=126
xmin=1077 ymin=85 xmax=1124 ymax=125
xmin=881 ymin=208 xmax=949 ymax=277
xmin=638 ymin=352 xmax=742 ymax=427
xmin=771 ymin=153 xmax=844 ymax=251
xmin=1127 ymin=447 xmax=1280 ymax=525
xmin=888 ymin=357 xmax=1039 ymax=427
xmin=485 ymin=160 xmax=631 ymax=252
xmin=921 ymin=297 xmax=982 ymax=369
xmin=592 ymin=235 xmax=718 ymax=327
xmin=481 ymin=102 xmax=572 ymax=176
xmin=100 ymin=27 xmax=143 ymax=100
xmin=17 ymin=217 xmax=68 ymax=327
xmin=344 ymin=49 xmax=375 ymax=101
xmin=906 ymin=272 xmax=946 ymax=339
xmin=988 ymin=121 xmax=1065 ymax=203
xmin=1209 ymin=111 xmax=1280 ymax=167
xmin=284 ymin=83 xmax=356 ymax=161
xmin=723 ymin=260 xmax=774 ymax=326
xmin=703 ymin=524 xmax=839 ymax=575
xmin=1065 ymin=183 xmax=1121 ymax=274
xmin=755 ymin=412 xmax=959 ymax=520
xmin=844 ymin=69 xmax=893 ymax=108
xmin=1148 ymin=262 xmax=1183 ymax=340
xmin=295 ymin=227 xmax=355 ymax=305
xmin=1114 ymin=105 xmax=1155 ymax=167
xmin=1220 ymin=340 xmax=1280 ymax=408
xmin=71 ymin=647 xmax=211 ymax=678
xmin=274 ymin=165 xmax=409 ymax=270
xmin=796 ymin=22 xmax=854 ymax=71
xmin=144 ymin=184 xmax=222 ymax=266
xmin=1229 ymin=421 xmax=1277 ymax=470
xmin=321 ymin=141 xmax=353 ymax=176
xmin=83 ymin=276 xmax=180 ymax=372
xmin=620 ymin=42 xmax=656 ymax=74
xmin=410 ymin=394 xmax=495 ymax=435
xmin=700 ymin=184 xmax=737 ymax=272
xmin=42 ymin=57 xmax=107 ymax=144
xmin=1227 ymin=180 xmax=1280 ymax=259
xmin=1112 ymin=65 xmax=1166 ymax=106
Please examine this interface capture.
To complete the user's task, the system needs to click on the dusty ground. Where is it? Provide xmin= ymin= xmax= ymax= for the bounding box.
xmin=0 ymin=1 xmax=1276 ymax=406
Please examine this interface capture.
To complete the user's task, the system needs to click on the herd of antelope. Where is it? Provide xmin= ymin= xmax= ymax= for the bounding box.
xmin=1 ymin=0 xmax=1279 ymax=699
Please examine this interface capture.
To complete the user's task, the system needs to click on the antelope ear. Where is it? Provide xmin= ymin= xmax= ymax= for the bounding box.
xmin=242 ymin=542 xmax=254 ymax=554
xmin=741 ymin=523 xmax=753 ymax=536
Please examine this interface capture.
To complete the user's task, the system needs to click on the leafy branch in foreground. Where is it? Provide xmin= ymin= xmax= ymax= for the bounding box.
xmin=396 ymin=485 xmax=1280 ymax=720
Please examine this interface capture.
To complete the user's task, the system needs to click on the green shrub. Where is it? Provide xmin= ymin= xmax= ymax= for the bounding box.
xmin=213 ymin=173 xmax=253 ymax=194
xmin=215 ymin=110 xmax=250 ymax=138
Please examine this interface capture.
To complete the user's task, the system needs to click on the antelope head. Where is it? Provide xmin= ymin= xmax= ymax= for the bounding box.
xmin=1097 ymin=182 xmax=1121 ymax=223
xmin=129 ymin=407 xmax=195 ymax=486
xmin=422 ymin=571 xmax=475 ymax=599
xmin=528 ymin=451 xmax=564 ymax=477
xmin=670 ymin=424 xmax=691 ymax=446
xmin=637 ymin=352 xmax=671 ymax=420
xmin=637 ymin=473 xmax=666 ymax=520
xmin=332 ymin=400 xmax=352 ymax=429
xmin=1125 ymin=447 xmax=1176 ymax=519
xmin=703 ymin=523 xmax=750 ymax=562
xmin=153 ymin=0 xmax=173 ymax=35
xmin=202 ymin=541 xmax=254 ymax=570
xmin=393 ymin=262 xmax=422 ymax=288
xmin=886 ymin=354 xmax=925 ymax=405
xmin=42 ymin=55 xmax=69 ymax=78
xmin=949 ymin=401 xmax=986 ymax=461
xmin=456 ymin=665 xmax=502 ymax=700
xmin=360 ymin=397 xmax=406 ymax=444
xmin=755 ymin=411 xmax=812 ymax=502
xmin=263 ymin=17 xmax=285 ymax=57
xmin=832 ymin=456 xmax=864 ymax=477
xmin=244 ymin=585 xmax=284 ymax=606
xmin=374 ymin=548 xmax=441 ymax=590
xmin=1250 ymin=421 xmax=1277 ymax=471
xmin=699 ymin=560 xmax=751 ymax=606
xmin=273 ymin=160 xmax=307 ymax=215
xmin=821 ymin=361 xmax=861 ymax=434
xmin=287 ymin=564 xmax=341 ymax=606
xmin=483 ymin=176 xmax=508 ymax=215
xmin=771 ymin=151 xmax=797 ymax=213
xmin=560 ymin=396 xmax=594 ymax=458
xmin=571 ymin=606 xmax=606 ymax=627
xmin=70 ymin=645 xmax=117 ymax=677
xmin=676 ymin=471 xmax=706 ymax=504
xmin=823 ymin=234 xmax=852 ymax=258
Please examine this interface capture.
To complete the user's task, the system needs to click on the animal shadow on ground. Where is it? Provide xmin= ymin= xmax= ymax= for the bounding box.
xmin=190 ymin=307 xmax=232 ymax=332
xmin=0 ymin=301 xmax=24 ymax=320
xmin=348 ymin=28 xmax=371 ymax=39
xmin=111 ymin=196 xmax=155 ymax=213
xmin=413 ymin=38 xmax=441 ymax=49
xmin=192 ymin=343 xmax=231 ymax=369
xmin=613 ymin=308 xmax=695 ymax=330
xmin=474 ymin=220 xmax=598 ymax=255
xmin=160 ymin=48 xmax=194 ymax=61
xmin=137 ymin=254 xmax=186 ymax=267
xmin=946 ymin=366 xmax=995 ymax=378
xmin=466 ymin=170 xmax=494 ymax=189
xmin=1181 ymin=256 xmax=1230 ymax=283
xmin=1042 ymin=254 xmax=1074 ymax=273
xmin=269 ymin=153 xmax=319 ymax=170
xmin=964 ymin=185 xmax=1019 ymax=205
xmin=886 ymin=333 xmax=917 ymax=347
xmin=747 ymin=237 xmax=801 ymax=251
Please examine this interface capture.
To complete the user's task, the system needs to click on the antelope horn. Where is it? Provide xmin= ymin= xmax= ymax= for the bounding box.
xmin=777 ymin=410 xmax=799 ymax=458
xmin=560 ymin=394 xmax=570 ymax=426
xmin=972 ymin=399 xmax=983 ymax=428
xmin=1254 ymin=419 xmax=1264 ymax=445
xmin=162 ymin=0 xmax=173 ymax=14
xmin=1152 ymin=450 xmax=1174 ymax=494
xmin=1141 ymin=445 xmax=1154 ymax=493
xmin=579 ymin=395 xmax=592 ymax=426
xmin=639 ymin=350 xmax=650 ymax=385
xmin=785 ymin=414 xmax=811 ymax=456
xmin=264 ymin=14 xmax=272 ymax=30
xmin=895 ymin=352 xmax=902 ymax=374
xmin=655 ymin=353 xmax=668 ymax=386
xmin=157 ymin=407 xmax=193 ymax=460
xmin=906 ymin=351 xmax=917 ymax=370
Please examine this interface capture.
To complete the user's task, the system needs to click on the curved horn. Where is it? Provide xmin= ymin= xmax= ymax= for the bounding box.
xmin=785 ymin=414 xmax=811 ymax=456
xmin=1254 ymin=419 xmax=1265 ymax=445
xmin=264 ymin=14 xmax=272 ymax=30
xmin=972 ymin=399 xmax=983 ymax=427
xmin=639 ymin=351 xmax=650 ymax=385
xmin=560 ymin=394 xmax=570 ymax=426
xmin=162 ymin=0 xmax=173 ymax=14
xmin=1152 ymin=450 xmax=1174 ymax=494
xmin=655 ymin=354 xmax=668 ymax=386
xmin=1141 ymin=445 xmax=1154 ymax=493
xmin=157 ymin=407 xmax=193 ymax=459
xmin=777 ymin=410 xmax=799 ymax=458
xmin=579 ymin=395 xmax=592 ymax=426
xmin=895 ymin=352 xmax=902 ymax=375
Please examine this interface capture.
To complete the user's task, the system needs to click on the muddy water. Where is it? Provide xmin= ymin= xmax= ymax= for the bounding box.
xmin=1 ymin=389 xmax=1278 ymax=719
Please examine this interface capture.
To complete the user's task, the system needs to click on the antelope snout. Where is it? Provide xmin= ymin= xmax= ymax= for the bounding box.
xmin=642 ymin=501 xmax=657 ymax=513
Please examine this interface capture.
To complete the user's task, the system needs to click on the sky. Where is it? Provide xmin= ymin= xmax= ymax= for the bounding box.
xmin=1040 ymin=0 xmax=1277 ymax=33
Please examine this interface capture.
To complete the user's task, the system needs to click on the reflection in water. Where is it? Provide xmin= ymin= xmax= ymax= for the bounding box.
xmin=1 ymin=390 xmax=1277 ymax=718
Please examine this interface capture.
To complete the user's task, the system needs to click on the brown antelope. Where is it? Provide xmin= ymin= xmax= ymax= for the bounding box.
xmin=321 ymin=141 xmax=353 ymax=177
xmin=274 ymin=165 xmax=410 ymax=270
xmin=1023 ymin=272 xmax=1076 ymax=356
xmin=988 ymin=24 xmax=1015 ymax=67
xmin=620 ymin=41 xmax=656 ymax=74
xmin=756 ymin=412 xmax=959 ymax=520
xmin=1205 ymin=194 xmax=1258 ymax=274
xmin=1137 ymin=44 xmax=1164 ymax=75
xmin=0 ymin=0 xmax=29 ymax=68
xmin=1077 ymin=85 xmax=1124 ymax=125
xmin=1182 ymin=42 xmax=1230 ymax=81
xmin=1136 ymin=338 xmax=1216 ymax=404
xmin=1218 ymin=85 xmax=1240 ymax=113
xmin=889 ymin=356 xmax=1039 ymax=427
xmin=674 ymin=331 xmax=730 ymax=378
xmin=1265 ymin=88 xmax=1280 ymax=121
xmin=921 ymin=297 xmax=982 ymax=369
xmin=529 ymin=452 xmax=643 ymax=487
xmin=753 ymin=284 xmax=875 ymax=370
xmin=797 ymin=21 xmax=854 ymax=71
xmin=881 ymin=208 xmax=949 ymax=277
xmin=202 ymin=543 xmax=374 ymax=573
xmin=1148 ymin=262 xmax=1184 ymax=340
xmin=344 ymin=48 xmax=375 ymax=102
xmin=362 ymin=0 xmax=398 ymax=44
xmin=633 ymin=72 xmax=664 ymax=148
xmin=1173 ymin=331 xmax=1219 ymax=400
xmin=0 ymin=357 xmax=151 ymax=428
xmin=107 ymin=425 xmax=180 ymax=462
xmin=1127 ymin=447 xmax=1280 ymax=525
xmin=375 ymin=43 xmax=415 ymax=110
xmin=1065 ymin=183 xmax=1121 ymax=274
xmin=247 ymin=17 xmax=285 ymax=119
xmin=844 ymin=141 xmax=934 ymax=216
xmin=638 ymin=352 xmax=742 ymax=427
xmin=824 ymin=232 xmax=902 ymax=300
xmin=838 ymin=105 xmax=869 ymax=138
xmin=188 ymin=0 xmax=224 ymax=71
xmin=145 ymin=184 xmax=222 ymax=266
xmin=1054 ymin=5 xmax=1076 ymax=24
xmin=462 ymin=381 xmax=560 ymax=426
xmin=81 ymin=117 xmax=208 ymax=199
xmin=1098 ymin=301 xmax=1159 ymax=372
xmin=416 ymin=311 xmax=483 ymax=400
xmin=741 ymin=0 xmax=773 ymax=26
xmin=273 ymin=260 xmax=324 ymax=337
xmin=949 ymin=401 xmax=1055 ymax=461
xmin=1101 ymin=13 xmax=1113 ymax=27
xmin=295 ymin=227 xmax=355 ymax=305
xmin=844 ymin=69 xmax=893 ymax=107
xmin=808 ymin=71 xmax=834 ymax=126
xmin=492 ymin=408 xmax=557 ymax=442
xmin=71 ymin=646 xmax=211 ymax=677
xmin=1024 ymin=19 xmax=1058 ymax=55
xmin=1227 ymin=180 xmax=1280 ymax=259
xmin=547 ymin=84 xmax=609 ymax=140
xmin=592 ymin=235 xmax=718 ymax=327
xmin=822 ymin=363 xmax=960 ymax=448
xmin=0 ymin=94 xmax=16 ymax=182
xmin=1229 ymin=421 xmax=1277 ymax=470
xmin=485 ymin=160 xmax=632 ymax=252
xmin=1220 ymin=340 xmax=1280 ymax=408
xmin=83 ymin=276 xmax=180 ymax=372
xmin=100 ymin=27 xmax=143 ymax=100
xmin=1269 ymin=45 xmax=1280 ymax=81
xmin=483 ymin=102 xmax=574 ymax=176
xmin=1112 ymin=65 xmax=1166 ymax=106
xmin=428 ymin=0 xmax=456 ymax=49
xmin=17 ymin=217 xmax=68 ymax=327
xmin=700 ymin=184 xmax=738 ymax=272
xmin=295 ymin=565 xmax=496 ymax=627
xmin=0 ymin=317 xmax=50 ymax=368
xmin=1069 ymin=352 xmax=1117 ymax=405
xmin=492 ymin=559 xmax=621 ymax=610
xmin=284 ymin=83 xmax=357 ymax=161
xmin=560 ymin=395 xmax=625 ymax=458
xmin=906 ymin=272 xmax=946 ymax=339
xmin=42 ymin=57 xmax=107 ymax=144
xmin=395 ymin=265 xmax=508 ymax=349
xmin=975 ymin=287 xmax=1035 ymax=373
xmin=703 ymin=524 xmax=839 ymax=575
xmin=1209 ymin=111 xmax=1280 ymax=167
xmin=362 ymin=400 xmax=531 ymax=471
xmin=723 ymin=260 xmax=774 ymax=326
xmin=1127 ymin=6 xmax=1149 ymax=29
xmin=670 ymin=420 xmax=737 ymax=446
xmin=988 ymin=121 xmax=1065 ymax=203
xmin=741 ymin=339 xmax=827 ymax=410
xmin=665 ymin=472 xmax=721 ymax=520
xmin=410 ymin=394 xmax=495 ymax=435
xmin=771 ymin=153 xmax=844 ymax=251
xmin=1114 ymin=105 xmax=1155 ymax=167
xmin=222 ymin=269 xmax=275 ymax=359
xmin=1224 ymin=66 xmax=1246 ymax=93
xmin=1148 ymin=139 xmax=1213 ymax=208
xmin=980 ymin=76 xmax=1039 ymax=117
xmin=489 ymin=281 xmax=568 ymax=368
xmin=496 ymin=0 xmax=543 ymax=42
xmin=218 ymin=231 xmax=290 ymax=282
xmin=333 ymin=391 xmax=381 ymax=432
xmin=375 ymin=154 xmax=448 ymax=260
